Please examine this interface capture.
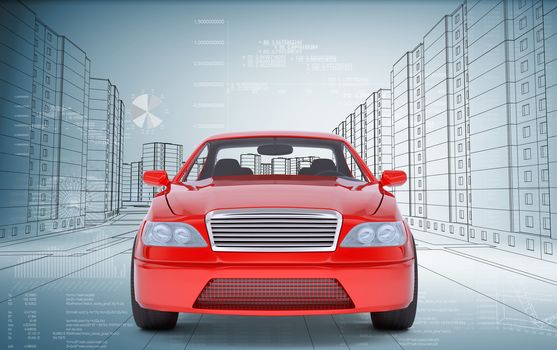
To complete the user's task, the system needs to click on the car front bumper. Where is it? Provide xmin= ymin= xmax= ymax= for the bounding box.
xmin=133 ymin=257 xmax=415 ymax=316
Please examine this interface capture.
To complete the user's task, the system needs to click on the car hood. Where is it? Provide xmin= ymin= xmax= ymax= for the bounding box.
xmin=165 ymin=177 xmax=383 ymax=217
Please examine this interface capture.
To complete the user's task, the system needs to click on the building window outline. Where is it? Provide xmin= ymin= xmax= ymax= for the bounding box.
xmin=541 ymin=145 xmax=547 ymax=158
xmin=525 ymin=193 xmax=533 ymax=205
xmin=536 ymin=6 xmax=543 ymax=19
xmin=537 ymin=28 xmax=544 ymax=42
xmin=542 ymin=193 xmax=549 ymax=206
xmin=538 ymin=75 xmax=545 ymax=88
xmin=543 ymin=217 xmax=551 ymax=230
xmin=519 ymin=16 xmax=527 ymax=30
xmin=540 ymin=122 xmax=547 ymax=134
xmin=521 ymin=82 xmax=529 ymax=94
xmin=537 ymin=52 xmax=544 ymax=64
xmin=525 ymin=216 xmax=534 ymax=228
xmin=520 ymin=38 xmax=528 ymax=51
xmin=527 ymin=239 xmax=535 ymax=251
xmin=544 ymin=242 xmax=553 ymax=255
xmin=522 ymin=104 xmax=530 ymax=116
xmin=541 ymin=169 xmax=548 ymax=182
xmin=520 ymin=60 xmax=528 ymax=73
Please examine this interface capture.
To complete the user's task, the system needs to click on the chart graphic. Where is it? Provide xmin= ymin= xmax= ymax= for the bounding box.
xmin=131 ymin=94 xmax=163 ymax=129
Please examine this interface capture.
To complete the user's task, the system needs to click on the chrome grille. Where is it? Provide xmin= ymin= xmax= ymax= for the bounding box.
xmin=206 ymin=208 xmax=342 ymax=252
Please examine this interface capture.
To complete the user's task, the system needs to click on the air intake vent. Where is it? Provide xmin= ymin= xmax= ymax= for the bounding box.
xmin=193 ymin=278 xmax=354 ymax=310
xmin=206 ymin=208 xmax=342 ymax=252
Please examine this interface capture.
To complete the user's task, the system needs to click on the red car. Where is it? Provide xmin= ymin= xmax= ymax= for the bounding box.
xmin=131 ymin=131 xmax=417 ymax=330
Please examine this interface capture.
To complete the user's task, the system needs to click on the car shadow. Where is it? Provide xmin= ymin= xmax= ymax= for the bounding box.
xmin=135 ymin=313 xmax=415 ymax=349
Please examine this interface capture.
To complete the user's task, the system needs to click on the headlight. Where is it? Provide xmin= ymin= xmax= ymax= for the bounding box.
xmin=142 ymin=221 xmax=207 ymax=247
xmin=151 ymin=223 xmax=172 ymax=243
xmin=341 ymin=222 xmax=405 ymax=247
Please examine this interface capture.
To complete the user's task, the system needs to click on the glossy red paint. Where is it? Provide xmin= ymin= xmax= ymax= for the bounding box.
xmin=133 ymin=131 xmax=415 ymax=316
xmin=143 ymin=170 xmax=170 ymax=187
xmin=380 ymin=170 xmax=407 ymax=188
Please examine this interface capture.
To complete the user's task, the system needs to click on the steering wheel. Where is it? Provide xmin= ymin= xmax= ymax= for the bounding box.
xmin=315 ymin=170 xmax=345 ymax=177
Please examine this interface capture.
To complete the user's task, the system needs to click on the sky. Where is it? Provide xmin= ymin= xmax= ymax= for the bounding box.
xmin=27 ymin=0 xmax=463 ymax=162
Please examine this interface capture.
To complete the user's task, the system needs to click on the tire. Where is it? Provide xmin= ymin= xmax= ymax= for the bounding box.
xmin=371 ymin=237 xmax=418 ymax=330
xmin=130 ymin=238 xmax=178 ymax=330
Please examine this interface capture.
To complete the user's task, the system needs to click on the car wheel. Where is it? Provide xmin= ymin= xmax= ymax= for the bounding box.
xmin=130 ymin=238 xmax=179 ymax=330
xmin=370 ymin=237 xmax=418 ymax=330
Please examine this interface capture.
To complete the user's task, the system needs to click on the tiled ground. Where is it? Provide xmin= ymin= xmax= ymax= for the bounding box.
xmin=1 ymin=208 xmax=556 ymax=349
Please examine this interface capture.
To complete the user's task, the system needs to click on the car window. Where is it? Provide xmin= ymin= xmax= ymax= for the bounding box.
xmin=215 ymin=146 xmax=336 ymax=175
xmin=182 ymin=137 xmax=368 ymax=182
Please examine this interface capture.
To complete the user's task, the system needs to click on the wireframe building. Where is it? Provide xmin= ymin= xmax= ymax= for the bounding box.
xmin=240 ymin=153 xmax=262 ymax=175
xmin=129 ymin=161 xmax=144 ymax=204
xmin=391 ymin=44 xmax=425 ymax=220
xmin=295 ymin=156 xmax=319 ymax=174
xmin=344 ymin=113 xmax=355 ymax=173
xmin=0 ymin=1 xmax=93 ymax=240
xmin=463 ymin=0 xmax=553 ymax=260
xmin=0 ymin=1 xmax=126 ymax=240
xmin=365 ymin=89 xmax=393 ymax=176
xmin=332 ymin=90 xmax=392 ymax=178
xmin=121 ymin=163 xmax=132 ymax=203
xmin=186 ymin=156 xmax=206 ymax=181
xmin=271 ymin=157 xmax=290 ymax=175
xmin=261 ymin=163 xmax=272 ymax=175
xmin=333 ymin=0 xmax=557 ymax=262
xmin=86 ymin=78 xmax=125 ymax=224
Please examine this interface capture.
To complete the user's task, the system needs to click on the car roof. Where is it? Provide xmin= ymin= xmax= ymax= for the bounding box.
xmin=203 ymin=131 xmax=347 ymax=143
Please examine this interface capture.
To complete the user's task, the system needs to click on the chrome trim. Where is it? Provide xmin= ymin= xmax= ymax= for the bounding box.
xmin=205 ymin=208 xmax=343 ymax=252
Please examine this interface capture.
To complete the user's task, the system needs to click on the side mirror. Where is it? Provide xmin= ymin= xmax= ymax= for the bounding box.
xmin=379 ymin=170 xmax=407 ymax=187
xmin=143 ymin=170 xmax=170 ymax=187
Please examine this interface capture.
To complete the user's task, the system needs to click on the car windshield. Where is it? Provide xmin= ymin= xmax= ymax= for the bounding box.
xmin=182 ymin=137 xmax=368 ymax=182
